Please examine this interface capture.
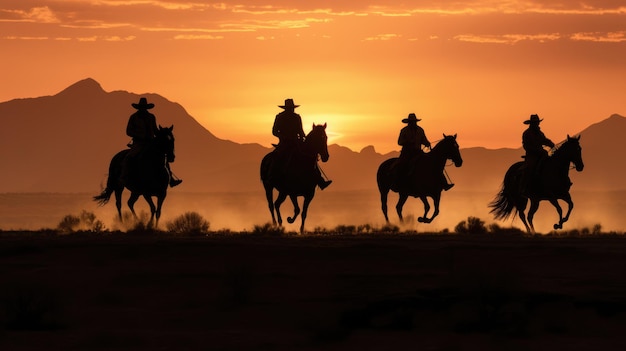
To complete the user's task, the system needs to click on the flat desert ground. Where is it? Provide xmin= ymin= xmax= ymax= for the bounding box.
xmin=1 ymin=232 xmax=626 ymax=350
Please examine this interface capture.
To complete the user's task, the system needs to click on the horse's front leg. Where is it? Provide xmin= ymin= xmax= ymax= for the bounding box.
xmin=421 ymin=195 xmax=441 ymax=223
xmin=128 ymin=192 xmax=141 ymax=219
xmin=143 ymin=194 xmax=157 ymax=227
xmin=115 ymin=188 xmax=124 ymax=221
xmin=417 ymin=196 xmax=431 ymax=223
xmin=548 ymin=198 xmax=565 ymax=230
xmin=274 ymin=192 xmax=288 ymax=227
xmin=287 ymin=195 xmax=301 ymax=224
xmin=527 ymin=200 xmax=541 ymax=233
xmin=298 ymin=194 xmax=313 ymax=234
xmin=154 ymin=193 xmax=166 ymax=228
xmin=396 ymin=193 xmax=409 ymax=222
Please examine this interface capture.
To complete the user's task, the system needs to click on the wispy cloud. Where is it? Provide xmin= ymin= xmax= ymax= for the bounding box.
xmin=173 ymin=34 xmax=224 ymax=40
xmin=3 ymin=36 xmax=49 ymax=40
xmin=571 ymin=31 xmax=626 ymax=42
xmin=455 ymin=33 xmax=561 ymax=44
xmin=1 ymin=6 xmax=59 ymax=23
xmin=364 ymin=33 xmax=401 ymax=41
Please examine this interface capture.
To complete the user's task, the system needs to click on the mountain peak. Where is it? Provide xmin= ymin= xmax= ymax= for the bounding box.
xmin=57 ymin=78 xmax=105 ymax=96
xmin=360 ymin=145 xmax=377 ymax=154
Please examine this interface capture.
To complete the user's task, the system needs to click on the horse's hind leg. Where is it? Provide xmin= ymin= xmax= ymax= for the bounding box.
xmin=527 ymin=200 xmax=540 ymax=233
xmin=516 ymin=198 xmax=531 ymax=233
xmin=115 ymin=188 xmax=123 ymax=221
xmin=264 ymin=184 xmax=277 ymax=225
xmin=287 ymin=195 xmax=301 ymax=225
xmin=379 ymin=188 xmax=390 ymax=222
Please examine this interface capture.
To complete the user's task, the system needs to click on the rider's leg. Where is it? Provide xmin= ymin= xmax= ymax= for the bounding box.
xmin=316 ymin=165 xmax=332 ymax=190
xmin=442 ymin=173 xmax=454 ymax=191
xmin=166 ymin=163 xmax=182 ymax=187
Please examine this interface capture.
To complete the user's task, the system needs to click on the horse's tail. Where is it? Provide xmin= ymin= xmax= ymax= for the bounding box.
xmin=93 ymin=150 xmax=127 ymax=206
xmin=377 ymin=158 xmax=396 ymax=221
xmin=489 ymin=162 xmax=523 ymax=220
xmin=260 ymin=152 xmax=273 ymax=183
xmin=93 ymin=188 xmax=113 ymax=206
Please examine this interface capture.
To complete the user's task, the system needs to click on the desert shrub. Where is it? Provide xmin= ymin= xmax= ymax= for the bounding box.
xmin=57 ymin=215 xmax=80 ymax=233
xmin=312 ymin=226 xmax=329 ymax=234
xmin=57 ymin=210 xmax=105 ymax=234
xmin=455 ymin=216 xmax=488 ymax=234
xmin=252 ymin=223 xmax=284 ymax=236
xmin=380 ymin=224 xmax=400 ymax=233
xmin=334 ymin=224 xmax=357 ymax=234
xmin=357 ymin=224 xmax=374 ymax=234
xmin=592 ymin=224 xmax=602 ymax=235
xmin=488 ymin=223 xmax=525 ymax=236
xmin=166 ymin=211 xmax=210 ymax=235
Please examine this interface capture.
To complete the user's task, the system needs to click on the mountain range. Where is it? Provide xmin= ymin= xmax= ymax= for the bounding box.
xmin=1 ymin=78 xmax=623 ymax=194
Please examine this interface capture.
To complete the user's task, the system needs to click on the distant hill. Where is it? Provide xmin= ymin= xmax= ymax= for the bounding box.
xmin=0 ymin=78 xmax=623 ymax=193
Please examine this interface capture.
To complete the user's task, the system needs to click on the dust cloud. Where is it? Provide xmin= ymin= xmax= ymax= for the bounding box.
xmin=1 ymin=190 xmax=624 ymax=233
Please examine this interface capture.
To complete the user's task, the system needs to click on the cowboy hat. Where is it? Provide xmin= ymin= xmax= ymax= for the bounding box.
xmin=132 ymin=97 xmax=155 ymax=110
xmin=402 ymin=113 xmax=421 ymax=123
xmin=523 ymin=114 xmax=542 ymax=124
xmin=279 ymin=98 xmax=299 ymax=109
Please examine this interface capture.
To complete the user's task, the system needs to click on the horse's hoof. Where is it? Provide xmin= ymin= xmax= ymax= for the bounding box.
xmin=554 ymin=224 xmax=562 ymax=230
xmin=287 ymin=217 xmax=295 ymax=224
xmin=417 ymin=217 xmax=424 ymax=223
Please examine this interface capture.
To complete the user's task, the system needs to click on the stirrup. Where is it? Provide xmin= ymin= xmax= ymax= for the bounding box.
xmin=319 ymin=180 xmax=332 ymax=190
xmin=170 ymin=178 xmax=183 ymax=187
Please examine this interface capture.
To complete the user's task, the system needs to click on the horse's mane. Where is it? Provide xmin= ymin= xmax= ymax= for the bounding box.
xmin=307 ymin=124 xmax=325 ymax=137
xmin=550 ymin=135 xmax=580 ymax=158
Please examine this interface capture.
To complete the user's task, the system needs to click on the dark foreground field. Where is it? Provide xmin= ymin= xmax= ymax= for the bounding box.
xmin=1 ymin=232 xmax=626 ymax=350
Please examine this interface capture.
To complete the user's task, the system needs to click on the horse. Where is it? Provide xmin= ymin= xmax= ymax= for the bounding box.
xmin=93 ymin=125 xmax=176 ymax=227
xmin=377 ymin=134 xmax=463 ymax=224
xmin=260 ymin=123 xmax=330 ymax=234
xmin=489 ymin=135 xmax=584 ymax=233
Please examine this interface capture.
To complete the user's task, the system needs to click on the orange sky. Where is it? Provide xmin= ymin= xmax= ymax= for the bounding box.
xmin=1 ymin=1 xmax=625 ymax=153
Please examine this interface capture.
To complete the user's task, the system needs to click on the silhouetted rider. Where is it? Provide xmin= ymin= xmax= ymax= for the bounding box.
xmin=270 ymin=98 xmax=331 ymax=190
xmin=520 ymin=114 xmax=554 ymax=196
xmin=394 ymin=113 xmax=453 ymax=190
xmin=120 ymin=97 xmax=182 ymax=187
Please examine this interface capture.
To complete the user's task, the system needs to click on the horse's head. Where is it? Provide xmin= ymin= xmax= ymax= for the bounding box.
xmin=435 ymin=134 xmax=463 ymax=167
xmin=155 ymin=125 xmax=176 ymax=163
xmin=305 ymin=123 xmax=329 ymax=162
xmin=556 ymin=135 xmax=584 ymax=172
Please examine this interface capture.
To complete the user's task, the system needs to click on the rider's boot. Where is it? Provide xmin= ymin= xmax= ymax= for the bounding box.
xmin=318 ymin=178 xmax=332 ymax=190
xmin=441 ymin=174 xmax=454 ymax=191
xmin=169 ymin=177 xmax=182 ymax=187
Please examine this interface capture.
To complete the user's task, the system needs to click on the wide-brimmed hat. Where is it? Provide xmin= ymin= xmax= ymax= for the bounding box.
xmin=523 ymin=114 xmax=542 ymax=125
xmin=402 ymin=113 xmax=421 ymax=123
xmin=279 ymin=98 xmax=299 ymax=109
xmin=132 ymin=97 xmax=154 ymax=110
